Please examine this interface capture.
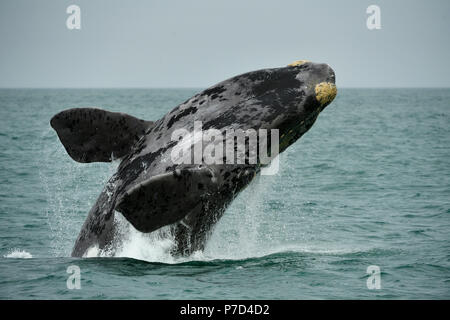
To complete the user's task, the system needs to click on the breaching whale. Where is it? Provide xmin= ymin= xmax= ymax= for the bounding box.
xmin=50 ymin=60 xmax=337 ymax=257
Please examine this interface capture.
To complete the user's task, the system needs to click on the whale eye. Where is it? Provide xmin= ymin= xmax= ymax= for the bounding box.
xmin=288 ymin=60 xmax=310 ymax=67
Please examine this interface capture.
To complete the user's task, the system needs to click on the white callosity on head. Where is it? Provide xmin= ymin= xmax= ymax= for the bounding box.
xmin=288 ymin=60 xmax=310 ymax=67
xmin=315 ymin=82 xmax=337 ymax=107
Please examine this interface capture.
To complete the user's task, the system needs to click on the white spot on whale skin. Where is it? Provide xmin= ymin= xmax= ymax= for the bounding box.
xmin=4 ymin=249 xmax=32 ymax=259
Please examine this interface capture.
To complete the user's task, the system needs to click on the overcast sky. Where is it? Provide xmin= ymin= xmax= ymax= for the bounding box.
xmin=0 ymin=0 xmax=449 ymax=88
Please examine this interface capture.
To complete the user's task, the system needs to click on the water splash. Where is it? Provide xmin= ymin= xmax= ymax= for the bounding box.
xmin=82 ymin=153 xmax=291 ymax=263
xmin=40 ymin=137 xmax=359 ymax=264
xmin=106 ymin=212 xmax=179 ymax=263
xmin=203 ymin=154 xmax=287 ymax=260
xmin=38 ymin=127 xmax=119 ymax=256
xmin=4 ymin=249 xmax=33 ymax=259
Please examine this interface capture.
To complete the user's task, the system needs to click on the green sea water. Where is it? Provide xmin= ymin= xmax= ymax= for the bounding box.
xmin=0 ymin=88 xmax=449 ymax=299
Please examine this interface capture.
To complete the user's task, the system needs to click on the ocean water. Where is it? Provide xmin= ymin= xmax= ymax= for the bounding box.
xmin=0 ymin=88 xmax=449 ymax=299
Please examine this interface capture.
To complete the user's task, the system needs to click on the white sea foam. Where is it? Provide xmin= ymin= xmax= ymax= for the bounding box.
xmin=4 ymin=249 xmax=33 ymax=259
xmin=85 ymin=212 xmax=180 ymax=263
xmin=83 ymin=244 xmax=100 ymax=258
xmin=112 ymin=224 xmax=177 ymax=263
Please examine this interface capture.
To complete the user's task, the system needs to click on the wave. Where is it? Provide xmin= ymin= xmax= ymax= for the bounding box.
xmin=78 ymin=245 xmax=389 ymax=268
xmin=3 ymin=249 xmax=33 ymax=259
xmin=82 ymin=212 xmax=376 ymax=264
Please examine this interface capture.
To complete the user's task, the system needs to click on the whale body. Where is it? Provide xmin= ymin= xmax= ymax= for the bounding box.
xmin=50 ymin=60 xmax=337 ymax=257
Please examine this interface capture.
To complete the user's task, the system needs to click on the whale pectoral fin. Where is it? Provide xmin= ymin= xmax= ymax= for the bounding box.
xmin=50 ymin=108 xmax=153 ymax=163
xmin=115 ymin=167 xmax=220 ymax=233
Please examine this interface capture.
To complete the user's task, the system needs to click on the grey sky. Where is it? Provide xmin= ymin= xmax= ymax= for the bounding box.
xmin=0 ymin=0 xmax=449 ymax=88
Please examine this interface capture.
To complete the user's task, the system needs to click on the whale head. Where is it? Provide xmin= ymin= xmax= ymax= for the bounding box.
xmin=220 ymin=60 xmax=337 ymax=152
xmin=288 ymin=59 xmax=337 ymax=109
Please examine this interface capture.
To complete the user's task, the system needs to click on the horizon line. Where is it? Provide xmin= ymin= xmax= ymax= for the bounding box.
xmin=1 ymin=86 xmax=450 ymax=90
